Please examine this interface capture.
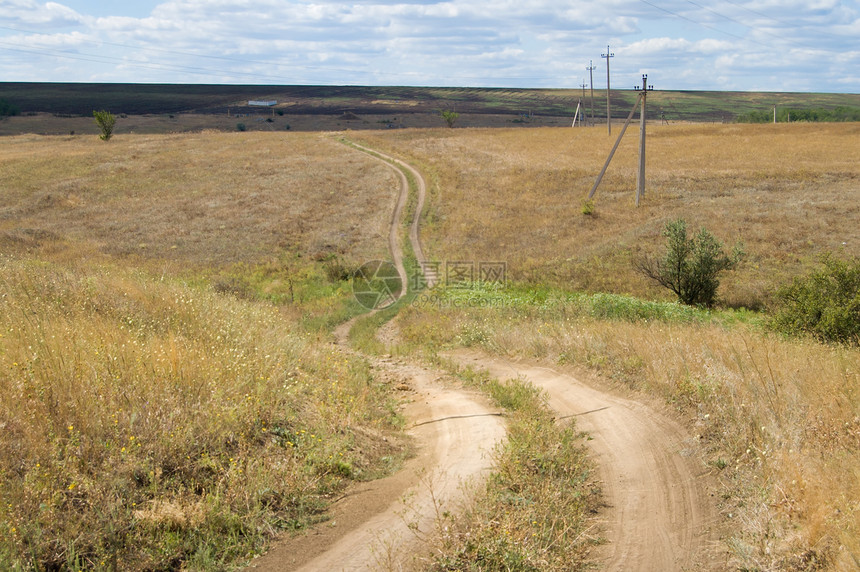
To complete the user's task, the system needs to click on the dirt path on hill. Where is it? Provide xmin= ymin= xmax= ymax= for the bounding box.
xmin=251 ymin=140 xmax=721 ymax=571
xmin=248 ymin=141 xmax=505 ymax=571
xmin=448 ymin=351 xmax=724 ymax=571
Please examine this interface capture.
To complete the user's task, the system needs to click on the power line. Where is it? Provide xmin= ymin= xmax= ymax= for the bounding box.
xmin=637 ymin=0 xmax=763 ymax=46
xmin=719 ymin=0 xmax=798 ymax=29
xmin=680 ymin=0 xmax=801 ymax=46
xmin=638 ymin=0 xmax=828 ymax=53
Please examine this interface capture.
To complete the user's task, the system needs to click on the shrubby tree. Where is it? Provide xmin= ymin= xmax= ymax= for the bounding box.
xmin=440 ymin=109 xmax=459 ymax=128
xmin=93 ymin=109 xmax=117 ymax=141
xmin=636 ymin=218 xmax=743 ymax=307
xmin=772 ymin=254 xmax=860 ymax=344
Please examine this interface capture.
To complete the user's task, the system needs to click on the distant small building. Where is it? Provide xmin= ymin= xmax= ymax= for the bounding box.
xmin=248 ymin=100 xmax=277 ymax=107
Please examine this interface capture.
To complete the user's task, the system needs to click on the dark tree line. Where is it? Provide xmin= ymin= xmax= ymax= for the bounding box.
xmin=737 ymin=106 xmax=860 ymax=123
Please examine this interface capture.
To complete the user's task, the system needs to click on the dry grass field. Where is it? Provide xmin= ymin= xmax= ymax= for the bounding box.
xmin=353 ymin=122 xmax=860 ymax=309
xmin=0 ymin=131 xmax=396 ymax=268
xmin=397 ymin=292 xmax=860 ymax=570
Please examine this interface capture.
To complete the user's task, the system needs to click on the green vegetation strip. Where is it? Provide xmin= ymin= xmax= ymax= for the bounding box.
xmin=410 ymin=281 xmax=760 ymax=326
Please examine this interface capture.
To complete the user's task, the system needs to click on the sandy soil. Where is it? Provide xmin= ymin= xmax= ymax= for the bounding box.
xmin=248 ymin=141 xmax=507 ymax=571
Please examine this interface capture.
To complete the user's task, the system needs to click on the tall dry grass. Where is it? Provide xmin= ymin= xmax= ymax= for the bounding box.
xmin=0 ymin=255 xmax=405 ymax=569
xmin=426 ymin=370 xmax=597 ymax=571
xmin=356 ymin=122 xmax=859 ymax=567
xmin=396 ymin=291 xmax=860 ymax=571
xmin=354 ymin=123 xmax=860 ymax=308
xmin=0 ymin=131 xmax=412 ymax=569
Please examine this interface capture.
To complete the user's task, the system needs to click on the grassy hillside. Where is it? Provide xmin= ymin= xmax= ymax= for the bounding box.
xmin=0 ymin=132 xmax=410 ymax=569
xmin=352 ymin=122 xmax=860 ymax=309
xmin=1 ymin=123 xmax=858 ymax=570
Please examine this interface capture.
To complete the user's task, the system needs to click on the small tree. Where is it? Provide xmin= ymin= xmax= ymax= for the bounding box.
xmin=636 ymin=219 xmax=743 ymax=307
xmin=93 ymin=110 xmax=116 ymax=141
xmin=440 ymin=109 xmax=459 ymax=128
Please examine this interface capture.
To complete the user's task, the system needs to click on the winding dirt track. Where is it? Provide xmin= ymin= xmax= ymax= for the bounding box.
xmin=248 ymin=141 xmax=505 ymax=571
xmin=250 ymin=139 xmax=721 ymax=571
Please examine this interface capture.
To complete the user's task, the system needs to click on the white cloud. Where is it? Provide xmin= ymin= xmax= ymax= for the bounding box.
xmin=0 ymin=0 xmax=856 ymax=90
xmin=0 ymin=0 xmax=84 ymax=26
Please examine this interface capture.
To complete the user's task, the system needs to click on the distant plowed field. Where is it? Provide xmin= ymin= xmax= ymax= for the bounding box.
xmin=1 ymin=83 xmax=858 ymax=135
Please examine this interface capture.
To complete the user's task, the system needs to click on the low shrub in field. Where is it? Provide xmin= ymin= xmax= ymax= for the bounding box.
xmin=636 ymin=219 xmax=744 ymax=308
xmin=92 ymin=110 xmax=116 ymax=141
xmin=771 ymin=253 xmax=860 ymax=344
xmin=0 ymin=97 xmax=20 ymax=117
xmin=0 ymin=256 xmax=403 ymax=570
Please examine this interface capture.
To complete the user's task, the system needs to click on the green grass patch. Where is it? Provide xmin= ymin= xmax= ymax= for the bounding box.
xmin=411 ymin=281 xmax=759 ymax=328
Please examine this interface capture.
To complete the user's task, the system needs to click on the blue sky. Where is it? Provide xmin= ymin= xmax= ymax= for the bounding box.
xmin=1 ymin=0 xmax=858 ymax=92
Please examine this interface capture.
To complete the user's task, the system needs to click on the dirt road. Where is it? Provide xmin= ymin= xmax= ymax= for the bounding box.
xmin=449 ymin=351 xmax=723 ymax=571
xmin=248 ymin=141 xmax=506 ymax=571
xmin=251 ymin=140 xmax=721 ymax=571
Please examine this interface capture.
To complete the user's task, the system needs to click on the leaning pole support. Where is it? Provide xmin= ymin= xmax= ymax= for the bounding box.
xmin=587 ymin=93 xmax=643 ymax=200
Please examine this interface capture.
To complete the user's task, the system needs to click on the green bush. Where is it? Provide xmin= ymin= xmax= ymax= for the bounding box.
xmin=236 ymin=122 xmax=246 ymax=132
xmin=771 ymin=254 xmax=860 ymax=344
xmin=636 ymin=219 xmax=743 ymax=307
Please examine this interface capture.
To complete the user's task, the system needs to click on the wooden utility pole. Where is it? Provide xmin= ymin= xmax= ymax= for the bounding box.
xmin=601 ymin=45 xmax=614 ymax=135
xmin=587 ymin=60 xmax=596 ymax=126
xmin=635 ymin=74 xmax=654 ymax=206
xmin=580 ymin=79 xmax=588 ymax=124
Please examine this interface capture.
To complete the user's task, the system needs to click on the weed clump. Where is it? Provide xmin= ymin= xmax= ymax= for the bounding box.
xmin=429 ymin=372 xmax=598 ymax=571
